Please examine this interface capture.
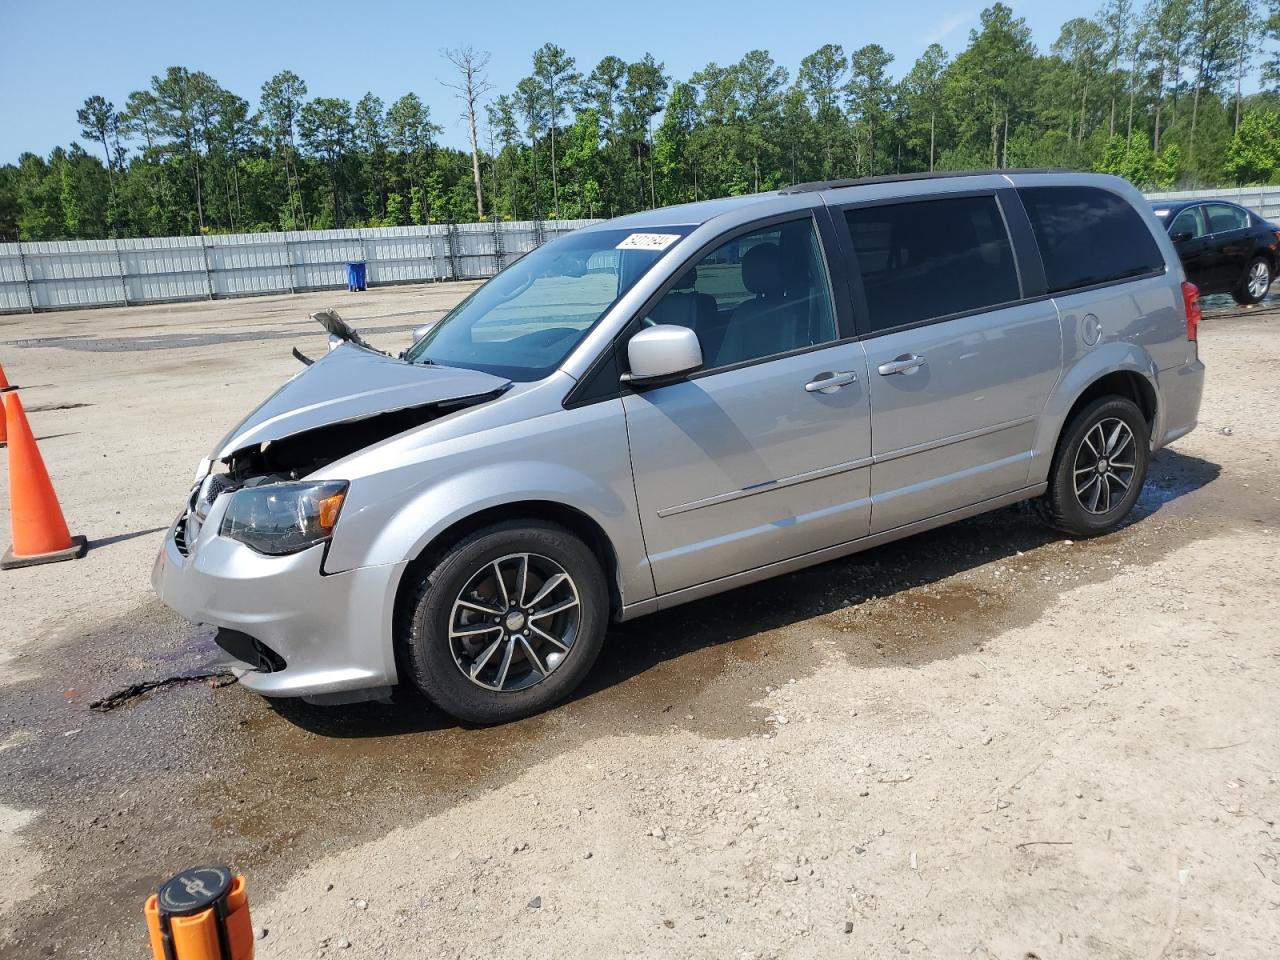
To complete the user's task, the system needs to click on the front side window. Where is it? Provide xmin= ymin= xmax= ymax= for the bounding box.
xmin=641 ymin=218 xmax=838 ymax=370
xmin=406 ymin=225 xmax=691 ymax=380
xmin=1169 ymin=206 xmax=1207 ymax=239
xmin=1205 ymin=203 xmax=1250 ymax=233
xmin=1019 ymin=186 xmax=1165 ymax=294
xmin=845 ymin=195 xmax=1020 ymax=333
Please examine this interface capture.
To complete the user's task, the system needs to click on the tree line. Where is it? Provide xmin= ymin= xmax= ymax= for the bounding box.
xmin=5 ymin=1 xmax=1280 ymax=242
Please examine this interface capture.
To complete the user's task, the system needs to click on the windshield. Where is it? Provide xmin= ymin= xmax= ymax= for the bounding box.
xmin=405 ymin=226 xmax=692 ymax=380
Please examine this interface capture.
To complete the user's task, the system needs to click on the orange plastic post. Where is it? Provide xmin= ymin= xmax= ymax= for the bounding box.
xmin=1 ymin=391 xmax=87 ymax=569
xmin=145 ymin=867 xmax=254 ymax=960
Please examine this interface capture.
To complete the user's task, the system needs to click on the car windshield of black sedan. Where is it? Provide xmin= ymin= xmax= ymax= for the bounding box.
xmin=405 ymin=226 xmax=692 ymax=380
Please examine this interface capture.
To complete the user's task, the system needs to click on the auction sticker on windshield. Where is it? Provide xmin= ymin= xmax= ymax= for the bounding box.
xmin=616 ymin=233 xmax=681 ymax=251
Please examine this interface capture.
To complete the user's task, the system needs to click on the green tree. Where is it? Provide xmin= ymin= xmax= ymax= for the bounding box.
xmin=846 ymin=44 xmax=894 ymax=175
xmin=260 ymin=70 xmax=308 ymax=227
xmin=1225 ymin=108 xmax=1280 ymax=181
xmin=622 ymin=54 xmax=668 ymax=207
xmin=532 ymin=43 xmax=581 ymax=218
xmin=299 ymin=97 xmax=354 ymax=227
xmin=900 ymin=44 xmax=950 ymax=170
xmin=386 ymin=93 xmax=440 ymax=223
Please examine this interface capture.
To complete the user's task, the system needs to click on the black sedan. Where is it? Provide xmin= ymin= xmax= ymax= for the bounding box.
xmin=1150 ymin=198 xmax=1280 ymax=304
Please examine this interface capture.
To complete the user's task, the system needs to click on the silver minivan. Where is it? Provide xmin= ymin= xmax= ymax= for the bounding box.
xmin=154 ymin=171 xmax=1205 ymax=723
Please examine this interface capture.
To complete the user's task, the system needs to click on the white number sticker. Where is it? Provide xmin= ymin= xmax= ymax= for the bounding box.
xmin=616 ymin=233 xmax=680 ymax=251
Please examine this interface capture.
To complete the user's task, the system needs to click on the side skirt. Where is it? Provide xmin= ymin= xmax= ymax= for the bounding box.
xmin=616 ymin=483 xmax=1047 ymax=622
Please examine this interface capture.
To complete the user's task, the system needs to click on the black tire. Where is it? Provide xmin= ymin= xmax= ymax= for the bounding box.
xmin=399 ymin=520 xmax=608 ymax=724
xmin=1034 ymin=396 xmax=1150 ymax=538
xmin=1231 ymin=255 xmax=1272 ymax=305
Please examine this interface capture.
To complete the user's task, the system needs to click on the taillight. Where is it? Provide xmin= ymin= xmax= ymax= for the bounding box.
xmin=1181 ymin=281 xmax=1201 ymax=342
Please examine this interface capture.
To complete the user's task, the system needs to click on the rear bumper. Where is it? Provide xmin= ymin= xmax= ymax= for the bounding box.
xmin=151 ymin=508 xmax=405 ymax=699
xmin=1156 ymin=357 xmax=1205 ymax=448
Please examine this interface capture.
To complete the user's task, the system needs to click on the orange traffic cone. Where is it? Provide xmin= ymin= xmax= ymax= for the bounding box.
xmin=1 ymin=391 xmax=87 ymax=569
xmin=0 ymin=362 xmax=9 ymax=389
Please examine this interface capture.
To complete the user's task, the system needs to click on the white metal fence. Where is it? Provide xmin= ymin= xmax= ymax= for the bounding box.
xmin=1145 ymin=185 xmax=1280 ymax=221
xmin=9 ymin=184 xmax=1280 ymax=315
xmin=0 ymin=219 xmax=601 ymax=314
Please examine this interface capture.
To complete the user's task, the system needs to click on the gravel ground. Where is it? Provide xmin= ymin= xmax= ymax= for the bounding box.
xmin=0 ymin=284 xmax=1278 ymax=959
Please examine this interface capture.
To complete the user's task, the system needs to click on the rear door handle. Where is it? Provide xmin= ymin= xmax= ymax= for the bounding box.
xmin=804 ymin=370 xmax=859 ymax=394
xmin=877 ymin=354 xmax=927 ymax=376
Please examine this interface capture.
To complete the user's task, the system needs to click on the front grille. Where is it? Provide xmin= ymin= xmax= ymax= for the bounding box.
xmin=173 ymin=515 xmax=190 ymax=556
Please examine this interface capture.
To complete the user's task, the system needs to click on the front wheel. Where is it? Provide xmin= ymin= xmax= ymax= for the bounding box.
xmin=399 ymin=520 xmax=608 ymax=724
xmin=1232 ymin=256 xmax=1272 ymax=305
xmin=1035 ymin=396 xmax=1150 ymax=538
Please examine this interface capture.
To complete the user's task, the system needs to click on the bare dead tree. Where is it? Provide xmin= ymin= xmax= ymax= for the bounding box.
xmin=442 ymin=45 xmax=494 ymax=219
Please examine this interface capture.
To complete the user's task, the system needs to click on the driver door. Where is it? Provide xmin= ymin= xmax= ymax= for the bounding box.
xmin=622 ymin=215 xmax=873 ymax=595
xmin=1169 ymin=205 xmax=1212 ymax=290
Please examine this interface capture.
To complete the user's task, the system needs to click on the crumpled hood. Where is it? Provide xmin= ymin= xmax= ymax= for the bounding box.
xmin=211 ymin=342 xmax=510 ymax=459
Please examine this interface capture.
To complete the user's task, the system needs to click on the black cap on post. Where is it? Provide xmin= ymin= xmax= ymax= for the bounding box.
xmin=157 ymin=865 xmax=234 ymax=917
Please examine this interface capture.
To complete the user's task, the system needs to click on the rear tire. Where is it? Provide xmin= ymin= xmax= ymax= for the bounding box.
xmin=1034 ymin=396 xmax=1150 ymax=538
xmin=1232 ymin=256 xmax=1272 ymax=305
xmin=399 ymin=520 xmax=608 ymax=724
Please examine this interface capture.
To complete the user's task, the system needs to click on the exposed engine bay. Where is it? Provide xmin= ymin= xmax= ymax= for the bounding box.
xmin=176 ymin=311 xmax=510 ymax=553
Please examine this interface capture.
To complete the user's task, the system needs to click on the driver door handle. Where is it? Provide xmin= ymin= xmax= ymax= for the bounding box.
xmin=877 ymin=354 xmax=927 ymax=376
xmin=805 ymin=370 xmax=859 ymax=394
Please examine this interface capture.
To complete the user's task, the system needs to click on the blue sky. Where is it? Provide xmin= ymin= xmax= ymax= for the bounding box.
xmin=1 ymin=0 xmax=1106 ymax=164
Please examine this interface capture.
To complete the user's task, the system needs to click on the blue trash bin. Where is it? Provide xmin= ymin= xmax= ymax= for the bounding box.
xmin=346 ymin=260 xmax=367 ymax=292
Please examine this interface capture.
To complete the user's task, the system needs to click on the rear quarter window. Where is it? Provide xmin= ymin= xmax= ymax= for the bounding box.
xmin=1018 ymin=186 xmax=1165 ymax=294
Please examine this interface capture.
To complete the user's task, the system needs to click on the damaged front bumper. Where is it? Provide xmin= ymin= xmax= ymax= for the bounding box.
xmin=151 ymin=497 xmax=406 ymax=700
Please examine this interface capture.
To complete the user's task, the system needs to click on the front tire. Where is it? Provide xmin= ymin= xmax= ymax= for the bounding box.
xmin=1035 ymin=396 xmax=1150 ymax=538
xmin=399 ymin=520 xmax=608 ymax=724
xmin=1232 ymin=256 xmax=1272 ymax=305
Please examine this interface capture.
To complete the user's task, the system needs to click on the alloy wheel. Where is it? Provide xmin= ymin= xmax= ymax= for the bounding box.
xmin=448 ymin=553 xmax=581 ymax=692
xmin=1248 ymin=260 xmax=1271 ymax=300
xmin=1072 ymin=417 xmax=1136 ymax=515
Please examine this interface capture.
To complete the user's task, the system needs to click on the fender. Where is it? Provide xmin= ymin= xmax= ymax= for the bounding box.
xmin=1030 ymin=341 xmax=1161 ymax=483
xmin=320 ymin=391 xmax=655 ymax=607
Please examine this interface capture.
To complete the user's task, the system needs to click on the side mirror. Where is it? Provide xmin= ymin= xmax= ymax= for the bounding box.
xmin=1171 ymin=230 xmax=1193 ymax=243
xmin=624 ymin=325 xmax=703 ymax=384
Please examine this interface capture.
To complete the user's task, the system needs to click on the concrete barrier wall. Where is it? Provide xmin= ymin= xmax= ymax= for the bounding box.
xmin=0 ymin=219 xmax=599 ymax=314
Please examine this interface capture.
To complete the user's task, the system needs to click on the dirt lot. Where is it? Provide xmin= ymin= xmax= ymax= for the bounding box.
xmin=1 ymin=284 xmax=1278 ymax=960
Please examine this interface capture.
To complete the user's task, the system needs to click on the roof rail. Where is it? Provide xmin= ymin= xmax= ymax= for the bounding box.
xmin=779 ymin=168 xmax=1074 ymax=194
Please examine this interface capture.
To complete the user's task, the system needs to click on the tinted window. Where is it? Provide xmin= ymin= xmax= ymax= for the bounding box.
xmin=642 ymin=218 xmax=837 ymax=370
xmin=1019 ymin=186 xmax=1165 ymax=293
xmin=844 ymin=195 xmax=1020 ymax=332
xmin=1206 ymin=203 xmax=1249 ymax=233
xmin=1170 ymin=206 xmax=1207 ymax=239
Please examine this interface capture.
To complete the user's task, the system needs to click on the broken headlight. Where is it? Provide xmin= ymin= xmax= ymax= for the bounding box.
xmin=219 ymin=480 xmax=348 ymax=556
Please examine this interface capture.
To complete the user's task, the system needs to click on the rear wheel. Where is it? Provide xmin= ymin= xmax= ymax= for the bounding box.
xmin=399 ymin=520 xmax=608 ymax=724
xmin=1035 ymin=396 xmax=1150 ymax=538
xmin=1232 ymin=256 xmax=1272 ymax=305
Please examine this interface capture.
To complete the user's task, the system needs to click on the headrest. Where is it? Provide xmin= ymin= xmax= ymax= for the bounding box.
xmin=741 ymin=243 xmax=784 ymax=298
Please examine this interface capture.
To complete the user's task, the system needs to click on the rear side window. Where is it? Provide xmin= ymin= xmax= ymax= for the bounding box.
xmin=1205 ymin=203 xmax=1250 ymax=233
xmin=844 ymin=195 xmax=1020 ymax=332
xmin=1019 ymin=186 xmax=1165 ymax=293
